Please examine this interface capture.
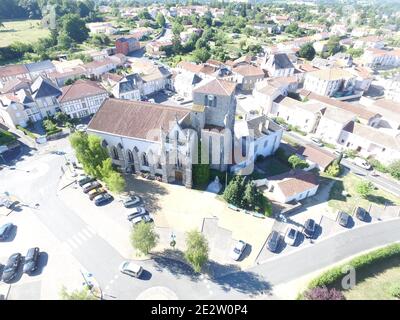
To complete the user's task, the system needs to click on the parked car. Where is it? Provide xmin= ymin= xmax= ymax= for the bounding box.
xmin=338 ymin=211 xmax=351 ymax=227
xmin=131 ymin=214 xmax=153 ymax=225
xmin=2 ymin=253 xmax=22 ymax=282
xmin=0 ymin=199 xmax=16 ymax=209
xmin=0 ymin=223 xmax=14 ymax=241
xmin=229 ymin=240 xmax=247 ymax=261
xmin=94 ymin=193 xmax=113 ymax=206
xmin=303 ymin=219 xmax=316 ymax=238
xmin=237 ymin=94 xmax=246 ymax=100
xmin=333 ymin=149 xmax=347 ymax=158
xmin=284 ymin=227 xmax=298 ymax=246
xmin=123 ymin=196 xmax=141 ymax=208
xmin=89 ymin=188 xmax=106 ymax=201
xmin=78 ymin=176 xmax=95 ymax=187
xmin=355 ymin=206 xmax=368 ymax=221
xmin=76 ymin=124 xmax=88 ymax=132
xmin=119 ymin=261 xmax=143 ymax=278
xmin=23 ymin=247 xmax=40 ymax=274
xmin=311 ymin=137 xmax=324 ymax=147
xmin=148 ymin=98 xmax=155 ymax=103
xmin=83 ymin=181 xmax=101 ymax=193
xmin=338 ymin=211 xmax=351 ymax=226
xmin=281 ymin=124 xmax=290 ymax=131
xmin=127 ymin=210 xmax=148 ymax=221
xmin=353 ymin=157 xmax=372 ymax=170
xmin=266 ymin=231 xmax=281 ymax=252
xmin=175 ymin=96 xmax=184 ymax=102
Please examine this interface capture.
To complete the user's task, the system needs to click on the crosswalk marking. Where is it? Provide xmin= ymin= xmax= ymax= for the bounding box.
xmin=71 ymin=235 xmax=82 ymax=245
xmin=66 ymin=238 xmax=78 ymax=249
xmin=76 ymin=232 xmax=87 ymax=242
xmin=86 ymin=226 xmax=96 ymax=235
xmin=82 ymin=229 xmax=93 ymax=238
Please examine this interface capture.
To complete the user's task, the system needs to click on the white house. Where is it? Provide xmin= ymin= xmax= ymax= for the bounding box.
xmin=339 ymin=121 xmax=400 ymax=165
xmin=271 ymin=95 xmax=326 ymax=133
xmin=173 ymin=72 xmax=203 ymax=100
xmin=262 ymin=53 xmax=295 ymax=78
xmin=266 ymin=170 xmax=319 ymax=204
xmin=303 ymin=68 xmax=357 ymax=98
xmin=111 ymin=74 xmax=142 ymax=101
xmin=232 ymin=114 xmax=282 ymax=172
xmin=58 ymin=80 xmax=109 ymax=119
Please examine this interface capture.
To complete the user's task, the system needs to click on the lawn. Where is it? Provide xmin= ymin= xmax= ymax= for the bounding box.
xmin=327 ymin=171 xmax=400 ymax=213
xmin=255 ymin=156 xmax=291 ymax=177
xmin=344 ymin=258 xmax=400 ymax=300
xmin=0 ymin=19 xmax=50 ymax=48
xmin=0 ymin=129 xmax=16 ymax=146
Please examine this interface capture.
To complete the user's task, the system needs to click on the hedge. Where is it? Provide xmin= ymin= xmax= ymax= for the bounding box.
xmin=16 ymin=125 xmax=37 ymax=139
xmin=308 ymin=243 xmax=400 ymax=289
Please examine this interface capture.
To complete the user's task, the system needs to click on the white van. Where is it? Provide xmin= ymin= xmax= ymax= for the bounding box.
xmin=353 ymin=157 xmax=372 ymax=170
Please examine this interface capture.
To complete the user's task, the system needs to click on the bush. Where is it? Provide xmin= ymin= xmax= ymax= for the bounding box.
xmin=303 ymin=287 xmax=346 ymax=300
xmin=308 ymin=243 xmax=400 ymax=289
xmin=16 ymin=125 xmax=37 ymax=139
xmin=356 ymin=181 xmax=374 ymax=198
xmin=325 ymin=161 xmax=341 ymax=177
xmin=389 ymin=284 xmax=400 ymax=299
xmin=369 ymin=158 xmax=389 ymax=173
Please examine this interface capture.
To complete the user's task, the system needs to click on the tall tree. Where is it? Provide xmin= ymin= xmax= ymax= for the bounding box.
xmin=130 ymin=221 xmax=159 ymax=255
xmin=184 ymin=230 xmax=209 ymax=273
xmin=299 ymin=43 xmax=316 ymax=61
xmin=288 ymin=155 xmax=309 ymax=170
xmin=156 ymin=12 xmax=166 ymax=28
xmin=60 ymin=13 xmax=89 ymax=43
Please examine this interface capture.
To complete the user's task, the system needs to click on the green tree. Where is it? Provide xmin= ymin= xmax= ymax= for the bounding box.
xmin=69 ymin=132 xmax=109 ymax=178
xmin=104 ymin=170 xmax=125 ymax=193
xmin=54 ymin=112 xmax=70 ymax=125
xmin=356 ymin=181 xmax=374 ymax=198
xmin=243 ymin=181 xmax=268 ymax=213
xmin=172 ymin=22 xmax=184 ymax=36
xmin=288 ymin=155 xmax=309 ymax=170
xmin=346 ymin=47 xmax=364 ymax=58
xmin=130 ymin=221 xmax=159 ymax=255
xmin=223 ymin=175 xmax=246 ymax=207
xmin=193 ymin=47 xmax=211 ymax=63
xmin=285 ymin=23 xmax=299 ymax=35
xmin=388 ymin=160 xmax=400 ymax=180
xmin=299 ymin=43 xmax=316 ymax=61
xmin=156 ymin=12 xmax=166 ymax=28
xmin=325 ymin=161 xmax=341 ymax=177
xmin=326 ymin=36 xmax=342 ymax=57
xmin=192 ymin=140 xmax=210 ymax=188
xmin=60 ymin=286 xmax=98 ymax=300
xmin=58 ymin=31 xmax=74 ymax=50
xmin=60 ymin=14 xmax=90 ymax=44
xmin=184 ymin=230 xmax=209 ymax=273
xmin=43 ymin=119 xmax=57 ymax=133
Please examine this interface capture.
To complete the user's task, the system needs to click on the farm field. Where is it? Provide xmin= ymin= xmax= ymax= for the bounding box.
xmin=0 ymin=19 xmax=49 ymax=47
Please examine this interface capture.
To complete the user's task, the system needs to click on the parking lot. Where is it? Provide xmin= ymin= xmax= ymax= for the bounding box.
xmin=0 ymin=206 xmax=84 ymax=299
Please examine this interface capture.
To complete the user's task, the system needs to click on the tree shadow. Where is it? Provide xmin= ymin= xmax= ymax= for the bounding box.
xmin=151 ymin=249 xmax=199 ymax=281
xmin=124 ymin=175 xmax=169 ymax=213
xmin=207 ymin=262 xmax=272 ymax=296
xmin=366 ymin=194 xmax=393 ymax=206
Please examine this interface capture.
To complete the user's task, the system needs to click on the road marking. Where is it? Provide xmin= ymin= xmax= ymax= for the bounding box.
xmin=82 ymin=229 xmax=93 ymax=238
xmin=66 ymin=238 xmax=78 ymax=249
xmin=86 ymin=226 xmax=97 ymax=235
xmin=71 ymin=235 xmax=82 ymax=245
xmin=76 ymin=232 xmax=87 ymax=242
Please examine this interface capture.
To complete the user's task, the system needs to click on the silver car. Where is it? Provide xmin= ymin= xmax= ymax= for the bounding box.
xmin=122 ymin=196 xmax=141 ymax=208
xmin=230 ymin=240 xmax=247 ymax=261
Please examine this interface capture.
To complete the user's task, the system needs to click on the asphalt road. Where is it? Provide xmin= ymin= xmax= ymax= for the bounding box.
xmin=2 ymin=135 xmax=400 ymax=300
xmin=284 ymin=131 xmax=400 ymax=197
xmin=248 ymin=218 xmax=400 ymax=286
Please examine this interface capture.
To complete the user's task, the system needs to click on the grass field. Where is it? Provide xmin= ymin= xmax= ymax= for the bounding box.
xmin=344 ymin=258 xmax=400 ymax=300
xmin=327 ymin=171 xmax=400 ymax=213
xmin=0 ymin=19 xmax=49 ymax=47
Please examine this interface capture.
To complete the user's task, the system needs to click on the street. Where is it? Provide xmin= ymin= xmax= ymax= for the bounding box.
xmin=283 ymin=131 xmax=400 ymax=197
xmin=1 ymin=135 xmax=400 ymax=300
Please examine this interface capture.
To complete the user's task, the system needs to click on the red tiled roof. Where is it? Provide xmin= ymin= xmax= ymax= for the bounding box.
xmin=59 ymin=80 xmax=107 ymax=103
xmin=193 ymin=79 xmax=236 ymax=96
xmin=87 ymin=98 xmax=190 ymax=142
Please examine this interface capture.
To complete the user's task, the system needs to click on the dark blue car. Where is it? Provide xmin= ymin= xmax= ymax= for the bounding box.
xmin=94 ymin=193 xmax=113 ymax=206
xmin=0 ymin=223 xmax=14 ymax=241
